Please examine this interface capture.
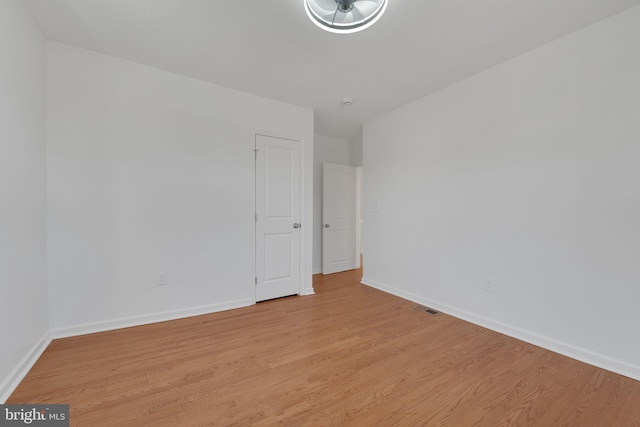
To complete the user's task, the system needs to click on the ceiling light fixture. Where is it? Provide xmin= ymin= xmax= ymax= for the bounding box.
xmin=304 ymin=0 xmax=388 ymax=34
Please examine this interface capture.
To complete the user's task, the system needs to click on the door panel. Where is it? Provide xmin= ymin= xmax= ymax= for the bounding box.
xmin=265 ymin=234 xmax=292 ymax=280
xmin=322 ymin=163 xmax=356 ymax=275
xmin=329 ymin=230 xmax=351 ymax=262
xmin=256 ymin=135 xmax=301 ymax=301
xmin=265 ymin=147 xmax=293 ymax=218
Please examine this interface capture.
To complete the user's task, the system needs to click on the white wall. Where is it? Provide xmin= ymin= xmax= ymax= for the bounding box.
xmin=313 ymin=135 xmax=353 ymax=273
xmin=46 ymin=43 xmax=314 ymax=334
xmin=0 ymin=0 xmax=48 ymax=401
xmin=351 ymin=127 xmax=363 ymax=167
xmin=363 ymin=5 xmax=640 ymax=380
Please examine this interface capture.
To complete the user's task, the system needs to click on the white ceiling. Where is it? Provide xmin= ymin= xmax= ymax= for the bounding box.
xmin=24 ymin=0 xmax=640 ymax=140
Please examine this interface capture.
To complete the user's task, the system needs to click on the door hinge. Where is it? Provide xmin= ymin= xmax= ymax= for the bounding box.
xmin=255 ymin=214 xmax=257 ymax=222
xmin=255 ymin=277 xmax=258 ymax=285
xmin=254 ymin=149 xmax=258 ymax=159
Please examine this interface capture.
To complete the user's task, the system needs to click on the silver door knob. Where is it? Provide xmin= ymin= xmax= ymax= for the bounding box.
xmin=293 ymin=223 xmax=301 ymax=229
xmin=324 ymin=224 xmax=330 ymax=228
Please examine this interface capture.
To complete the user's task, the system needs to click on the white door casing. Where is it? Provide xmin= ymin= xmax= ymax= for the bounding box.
xmin=322 ymin=163 xmax=357 ymax=275
xmin=355 ymin=166 xmax=363 ymax=269
xmin=255 ymin=134 xmax=302 ymax=301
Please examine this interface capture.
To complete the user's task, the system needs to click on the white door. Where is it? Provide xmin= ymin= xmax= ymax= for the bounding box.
xmin=322 ymin=163 xmax=356 ymax=275
xmin=255 ymin=134 xmax=302 ymax=302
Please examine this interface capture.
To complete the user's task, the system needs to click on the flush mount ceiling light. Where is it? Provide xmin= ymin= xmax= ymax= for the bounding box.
xmin=305 ymin=0 xmax=388 ymax=34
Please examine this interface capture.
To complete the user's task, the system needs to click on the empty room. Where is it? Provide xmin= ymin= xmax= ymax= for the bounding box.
xmin=1 ymin=0 xmax=640 ymax=425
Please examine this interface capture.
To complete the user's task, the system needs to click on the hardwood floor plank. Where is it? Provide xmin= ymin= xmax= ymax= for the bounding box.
xmin=8 ymin=267 xmax=640 ymax=426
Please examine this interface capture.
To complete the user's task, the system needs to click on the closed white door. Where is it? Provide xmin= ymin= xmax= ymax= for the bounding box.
xmin=255 ymin=134 xmax=302 ymax=302
xmin=322 ymin=163 xmax=356 ymax=275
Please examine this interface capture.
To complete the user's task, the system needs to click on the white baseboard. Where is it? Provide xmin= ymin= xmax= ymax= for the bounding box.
xmin=312 ymin=268 xmax=322 ymax=275
xmin=0 ymin=332 xmax=52 ymax=403
xmin=301 ymin=287 xmax=316 ymax=296
xmin=361 ymin=277 xmax=640 ymax=382
xmin=51 ymin=299 xmax=252 ymax=339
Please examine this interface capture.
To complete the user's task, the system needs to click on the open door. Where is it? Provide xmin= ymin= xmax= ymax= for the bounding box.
xmin=322 ymin=163 xmax=356 ymax=275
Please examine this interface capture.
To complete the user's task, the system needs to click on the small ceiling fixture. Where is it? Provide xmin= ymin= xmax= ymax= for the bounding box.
xmin=342 ymin=98 xmax=354 ymax=106
xmin=305 ymin=0 xmax=388 ymax=34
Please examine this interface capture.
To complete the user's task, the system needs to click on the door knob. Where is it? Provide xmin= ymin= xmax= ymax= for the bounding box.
xmin=324 ymin=224 xmax=330 ymax=228
xmin=293 ymin=223 xmax=301 ymax=229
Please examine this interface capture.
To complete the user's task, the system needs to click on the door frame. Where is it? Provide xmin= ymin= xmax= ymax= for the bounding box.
xmin=355 ymin=166 xmax=363 ymax=269
xmin=250 ymin=131 xmax=312 ymax=304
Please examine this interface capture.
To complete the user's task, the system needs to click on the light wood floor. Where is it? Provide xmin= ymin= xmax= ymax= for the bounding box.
xmin=9 ymin=267 xmax=640 ymax=426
